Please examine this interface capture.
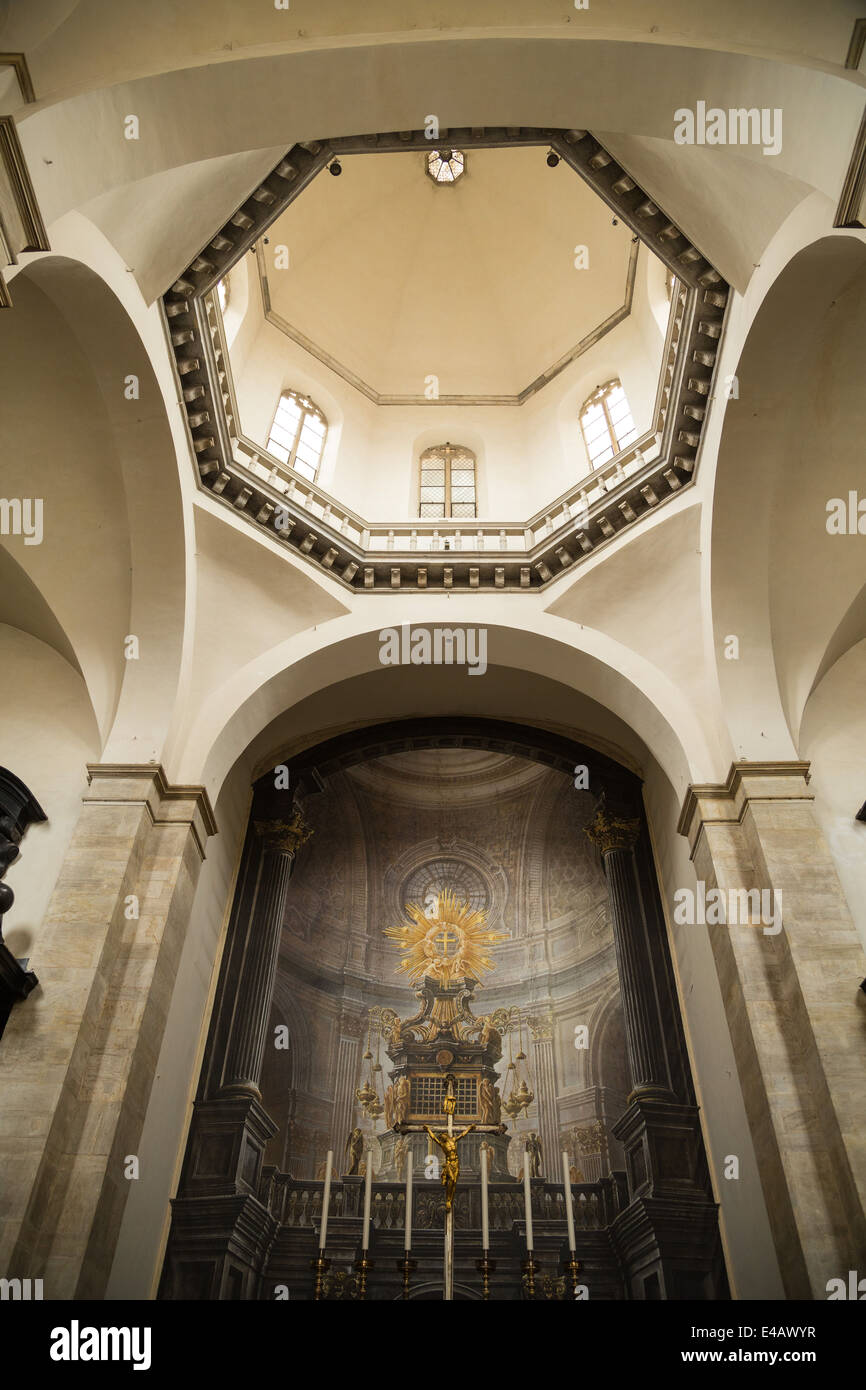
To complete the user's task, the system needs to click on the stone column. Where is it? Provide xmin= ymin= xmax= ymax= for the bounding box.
xmin=585 ymin=801 xmax=727 ymax=1299
xmin=160 ymin=803 xmax=312 ymax=1299
xmin=0 ymin=764 xmax=217 ymax=1300
xmin=680 ymin=761 xmax=866 ymax=1298
xmin=527 ymin=1009 xmax=558 ymax=1180
xmin=220 ymin=815 xmax=310 ymax=1096
xmin=584 ymin=805 xmax=673 ymax=1097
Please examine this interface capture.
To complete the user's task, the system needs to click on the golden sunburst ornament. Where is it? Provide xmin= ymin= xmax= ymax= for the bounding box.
xmin=383 ymin=889 xmax=508 ymax=986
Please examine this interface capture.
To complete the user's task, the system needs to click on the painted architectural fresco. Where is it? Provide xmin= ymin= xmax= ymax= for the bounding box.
xmin=260 ymin=748 xmax=630 ymax=1183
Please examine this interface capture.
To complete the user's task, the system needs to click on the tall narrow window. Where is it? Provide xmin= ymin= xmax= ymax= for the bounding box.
xmin=266 ymin=390 xmax=327 ymax=481
xmin=419 ymin=444 xmax=476 ymax=518
xmin=579 ymin=380 xmax=637 ymax=469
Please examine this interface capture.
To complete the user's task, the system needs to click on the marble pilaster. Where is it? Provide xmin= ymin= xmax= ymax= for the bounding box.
xmin=679 ymin=760 xmax=866 ymax=1297
xmin=0 ymin=763 xmax=216 ymax=1299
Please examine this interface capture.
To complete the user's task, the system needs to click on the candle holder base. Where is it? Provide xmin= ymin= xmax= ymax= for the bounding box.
xmin=310 ymin=1252 xmax=330 ymax=1301
xmin=520 ymin=1255 xmax=540 ymax=1301
xmin=564 ymin=1254 xmax=582 ymax=1299
xmin=476 ymin=1252 xmax=496 ymax=1300
xmin=354 ymin=1253 xmax=373 ymax=1301
xmin=397 ymin=1253 xmax=417 ymax=1300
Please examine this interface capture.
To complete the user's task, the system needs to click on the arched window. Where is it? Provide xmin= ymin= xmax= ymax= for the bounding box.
xmin=266 ymin=390 xmax=327 ymax=481
xmin=579 ymin=380 xmax=637 ymax=469
xmin=419 ymin=443 xmax=476 ymax=518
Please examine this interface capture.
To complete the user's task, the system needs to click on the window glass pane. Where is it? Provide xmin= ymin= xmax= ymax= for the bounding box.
xmin=299 ymin=417 xmax=323 ymax=442
xmin=581 ymin=380 xmax=637 ymax=470
xmin=268 ymin=440 xmax=290 ymax=464
xmin=269 ymin=421 xmax=296 ymax=450
xmin=420 ymin=444 xmax=475 ymax=519
xmin=582 ymin=417 xmax=609 ymax=444
xmin=590 ymin=445 xmax=613 ymax=466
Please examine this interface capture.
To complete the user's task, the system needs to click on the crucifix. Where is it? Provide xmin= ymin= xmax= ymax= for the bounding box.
xmin=424 ymin=1073 xmax=475 ymax=1300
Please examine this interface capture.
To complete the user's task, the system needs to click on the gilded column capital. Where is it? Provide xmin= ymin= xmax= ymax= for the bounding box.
xmin=584 ymin=804 xmax=641 ymax=856
xmin=527 ymin=1009 xmax=554 ymax=1041
xmin=253 ymin=809 xmax=313 ymax=856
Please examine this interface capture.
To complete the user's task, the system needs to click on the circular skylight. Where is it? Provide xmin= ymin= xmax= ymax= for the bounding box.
xmin=426 ymin=149 xmax=465 ymax=184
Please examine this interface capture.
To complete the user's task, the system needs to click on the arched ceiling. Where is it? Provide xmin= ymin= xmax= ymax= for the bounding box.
xmin=344 ymin=746 xmax=547 ymax=805
xmin=257 ymin=146 xmax=638 ymax=398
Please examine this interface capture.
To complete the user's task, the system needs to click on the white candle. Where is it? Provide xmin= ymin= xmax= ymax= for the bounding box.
xmin=319 ymin=1149 xmax=333 ymax=1251
xmin=362 ymin=1151 xmax=373 ymax=1250
xmin=404 ymin=1150 xmax=413 ymax=1251
xmin=562 ymin=1150 xmax=576 ymax=1252
xmin=481 ymin=1145 xmax=490 ymax=1250
xmin=523 ymin=1150 xmax=534 ymax=1251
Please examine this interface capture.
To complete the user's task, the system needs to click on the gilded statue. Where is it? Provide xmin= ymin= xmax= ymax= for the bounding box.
xmin=383 ymin=1083 xmax=394 ymax=1130
xmin=424 ymin=1124 xmax=476 ymax=1211
xmin=394 ymin=1135 xmax=409 ymax=1182
xmin=479 ymin=1018 xmax=502 ymax=1058
xmin=393 ymin=1075 xmax=410 ymax=1126
xmin=345 ymin=1126 xmax=363 ymax=1176
xmin=389 ymin=1017 xmax=403 ymax=1048
xmin=479 ymin=1076 xmax=501 ymax=1125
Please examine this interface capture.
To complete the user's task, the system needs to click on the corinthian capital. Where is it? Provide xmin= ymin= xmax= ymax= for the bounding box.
xmin=584 ymin=803 xmax=640 ymax=856
xmin=253 ymin=809 xmax=312 ymax=856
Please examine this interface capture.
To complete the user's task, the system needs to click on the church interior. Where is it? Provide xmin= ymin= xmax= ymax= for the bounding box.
xmin=0 ymin=1 xmax=865 ymax=1310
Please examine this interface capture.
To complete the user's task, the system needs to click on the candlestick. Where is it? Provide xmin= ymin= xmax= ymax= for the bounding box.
xmin=523 ymin=1150 xmax=534 ymax=1251
xmin=564 ymin=1254 xmax=582 ymax=1299
xmin=362 ymin=1153 xmax=373 ymax=1250
xmin=404 ymin=1150 xmax=413 ymax=1251
xmin=354 ymin=1254 xmax=373 ymax=1301
xmin=397 ymin=1252 xmax=416 ymax=1299
xmin=521 ymin=1254 xmax=539 ymax=1300
xmin=310 ymin=1253 xmax=330 ymax=1301
xmin=561 ymin=1149 xmax=576 ymax=1252
xmin=480 ymin=1144 xmax=490 ymax=1250
xmin=476 ymin=1253 xmax=496 ymax=1301
xmin=319 ymin=1149 xmax=333 ymax=1251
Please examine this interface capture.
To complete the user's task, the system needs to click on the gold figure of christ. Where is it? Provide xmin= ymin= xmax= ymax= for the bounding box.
xmin=424 ymin=1124 xmax=476 ymax=1211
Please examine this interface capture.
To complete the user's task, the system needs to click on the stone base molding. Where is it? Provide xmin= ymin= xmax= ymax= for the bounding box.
xmin=0 ymin=764 xmax=217 ymax=1299
xmin=678 ymin=761 xmax=866 ymax=1297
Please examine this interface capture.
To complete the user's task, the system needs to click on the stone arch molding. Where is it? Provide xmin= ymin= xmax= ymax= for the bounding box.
xmin=170 ymin=606 xmax=723 ymax=806
xmin=709 ymin=227 xmax=866 ymax=760
xmin=1 ymin=224 xmax=189 ymax=757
